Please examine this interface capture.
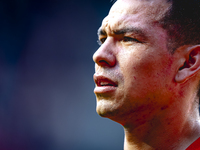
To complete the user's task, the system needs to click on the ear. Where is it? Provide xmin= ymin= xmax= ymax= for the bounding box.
xmin=175 ymin=45 xmax=200 ymax=83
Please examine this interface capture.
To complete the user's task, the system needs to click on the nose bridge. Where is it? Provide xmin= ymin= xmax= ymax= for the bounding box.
xmin=93 ymin=38 xmax=116 ymax=67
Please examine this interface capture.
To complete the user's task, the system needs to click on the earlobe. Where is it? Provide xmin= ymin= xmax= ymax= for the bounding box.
xmin=175 ymin=45 xmax=200 ymax=83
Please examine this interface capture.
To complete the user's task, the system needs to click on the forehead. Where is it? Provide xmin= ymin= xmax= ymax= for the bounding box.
xmin=101 ymin=0 xmax=171 ymax=33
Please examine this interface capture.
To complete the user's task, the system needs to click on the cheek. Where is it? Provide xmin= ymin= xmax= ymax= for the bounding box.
xmin=119 ymin=48 xmax=174 ymax=96
xmin=119 ymin=56 xmax=151 ymax=99
xmin=119 ymin=48 xmax=155 ymax=81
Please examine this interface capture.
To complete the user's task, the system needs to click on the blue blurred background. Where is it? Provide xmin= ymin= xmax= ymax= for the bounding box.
xmin=0 ymin=0 xmax=124 ymax=150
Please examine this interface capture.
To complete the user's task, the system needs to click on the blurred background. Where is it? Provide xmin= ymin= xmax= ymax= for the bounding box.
xmin=0 ymin=0 xmax=124 ymax=150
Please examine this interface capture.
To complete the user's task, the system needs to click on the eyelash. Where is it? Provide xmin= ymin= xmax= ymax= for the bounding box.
xmin=123 ymin=37 xmax=141 ymax=43
xmin=97 ymin=38 xmax=107 ymax=45
xmin=97 ymin=37 xmax=141 ymax=45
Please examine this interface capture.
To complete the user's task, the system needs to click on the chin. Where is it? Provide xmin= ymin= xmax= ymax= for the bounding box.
xmin=96 ymin=100 xmax=121 ymax=119
xmin=96 ymin=101 xmax=111 ymax=117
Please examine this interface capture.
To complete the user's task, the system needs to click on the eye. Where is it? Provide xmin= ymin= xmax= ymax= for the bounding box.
xmin=97 ymin=37 xmax=107 ymax=45
xmin=123 ymin=37 xmax=141 ymax=43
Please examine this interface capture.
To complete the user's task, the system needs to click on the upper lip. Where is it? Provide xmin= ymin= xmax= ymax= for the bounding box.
xmin=93 ymin=74 xmax=118 ymax=87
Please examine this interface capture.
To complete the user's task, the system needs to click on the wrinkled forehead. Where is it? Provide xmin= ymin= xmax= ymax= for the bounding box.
xmin=110 ymin=0 xmax=170 ymax=13
xmin=101 ymin=0 xmax=171 ymax=30
xmin=109 ymin=0 xmax=147 ymax=15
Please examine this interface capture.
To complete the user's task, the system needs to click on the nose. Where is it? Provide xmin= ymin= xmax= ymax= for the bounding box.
xmin=93 ymin=39 xmax=116 ymax=67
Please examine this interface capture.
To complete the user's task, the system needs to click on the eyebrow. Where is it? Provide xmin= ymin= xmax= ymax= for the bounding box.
xmin=97 ymin=28 xmax=107 ymax=36
xmin=97 ymin=27 xmax=148 ymax=39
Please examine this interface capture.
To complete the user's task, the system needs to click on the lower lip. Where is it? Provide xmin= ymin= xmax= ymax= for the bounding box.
xmin=94 ymin=86 xmax=117 ymax=94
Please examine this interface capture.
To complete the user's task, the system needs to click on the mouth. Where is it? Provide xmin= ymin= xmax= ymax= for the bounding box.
xmin=93 ymin=74 xmax=118 ymax=94
xmin=94 ymin=75 xmax=118 ymax=87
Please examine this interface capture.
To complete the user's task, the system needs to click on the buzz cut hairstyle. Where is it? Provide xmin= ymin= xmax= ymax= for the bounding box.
xmin=109 ymin=0 xmax=200 ymax=106
xmin=158 ymin=0 xmax=200 ymax=106
xmin=159 ymin=0 xmax=200 ymax=52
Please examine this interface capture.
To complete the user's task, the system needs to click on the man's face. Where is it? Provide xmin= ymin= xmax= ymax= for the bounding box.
xmin=93 ymin=0 xmax=178 ymax=125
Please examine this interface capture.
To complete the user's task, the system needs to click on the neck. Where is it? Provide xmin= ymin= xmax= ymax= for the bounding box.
xmin=122 ymin=105 xmax=200 ymax=150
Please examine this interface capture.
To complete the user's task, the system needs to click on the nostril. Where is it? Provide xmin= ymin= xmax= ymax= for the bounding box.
xmin=98 ymin=60 xmax=111 ymax=66
xmin=94 ymin=52 xmax=116 ymax=67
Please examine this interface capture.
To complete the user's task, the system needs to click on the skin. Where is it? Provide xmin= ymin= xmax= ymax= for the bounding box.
xmin=93 ymin=0 xmax=200 ymax=149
